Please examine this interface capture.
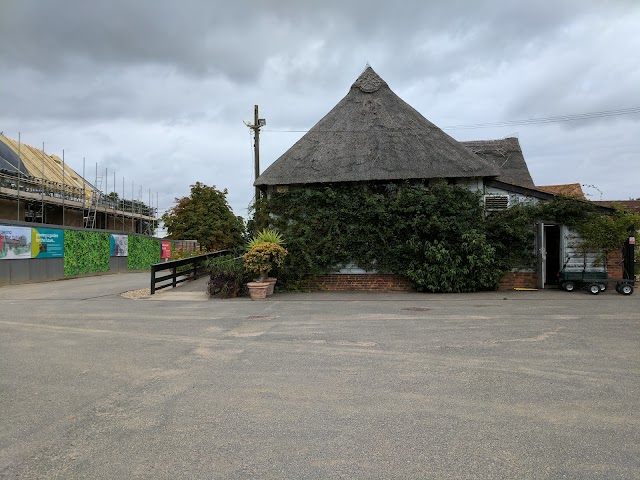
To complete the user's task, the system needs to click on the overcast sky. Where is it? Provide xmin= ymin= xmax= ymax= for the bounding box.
xmin=1 ymin=0 xmax=638 ymax=225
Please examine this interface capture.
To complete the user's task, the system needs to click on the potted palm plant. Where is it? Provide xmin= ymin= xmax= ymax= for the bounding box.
xmin=243 ymin=230 xmax=288 ymax=300
xmin=245 ymin=229 xmax=286 ymax=296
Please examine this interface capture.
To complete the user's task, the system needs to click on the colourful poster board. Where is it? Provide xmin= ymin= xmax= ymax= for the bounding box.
xmin=0 ymin=225 xmax=32 ymax=260
xmin=31 ymin=228 xmax=64 ymax=258
xmin=161 ymin=241 xmax=171 ymax=259
xmin=110 ymin=234 xmax=129 ymax=257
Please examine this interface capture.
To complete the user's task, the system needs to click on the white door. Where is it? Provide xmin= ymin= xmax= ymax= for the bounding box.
xmin=537 ymin=222 xmax=546 ymax=289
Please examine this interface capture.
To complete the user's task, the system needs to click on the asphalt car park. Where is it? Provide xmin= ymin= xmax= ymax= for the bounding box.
xmin=1 ymin=274 xmax=639 ymax=479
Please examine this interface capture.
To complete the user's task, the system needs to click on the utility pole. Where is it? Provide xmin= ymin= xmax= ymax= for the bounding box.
xmin=244 ymin=105 xmax=266 ymax=202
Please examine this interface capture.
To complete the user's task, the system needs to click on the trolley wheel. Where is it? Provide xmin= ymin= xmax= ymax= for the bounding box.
xmin=615 ymin=283 xmax=623 ymax=294
xmin=588 ymin=283 xmax=601 ymax=295
xmin=562 ymin=281 xmax=575 ymax=292
xmin=620 ymin=284 xmax=634 ymax=295
xmin=598 ymin=283 xmax=607 ymax=292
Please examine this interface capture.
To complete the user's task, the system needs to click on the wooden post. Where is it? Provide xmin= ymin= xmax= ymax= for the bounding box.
xmin=254 ymin=105 xmax=260 ymax=202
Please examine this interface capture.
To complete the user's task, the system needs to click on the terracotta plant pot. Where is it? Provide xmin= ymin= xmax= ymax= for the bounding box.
xmin=265 ymin=277 xmax=277 ymax=295
xmin=247 ymin=282 xmax=270 ymax=300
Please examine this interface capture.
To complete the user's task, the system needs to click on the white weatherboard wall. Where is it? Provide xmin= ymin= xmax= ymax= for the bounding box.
xmin=483 ymin=185 xmax=540 ymax=208
xmin=561 ymin=227 xmax=605 ymax=273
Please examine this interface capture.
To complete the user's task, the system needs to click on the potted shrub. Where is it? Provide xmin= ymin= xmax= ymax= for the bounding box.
xmin=245 ymin=229 xmax=286 ymax=295
xmin=243 ymin=241 xmax=288 ymax=300
xmin=205 ymin=255 xmax=245 ymax=299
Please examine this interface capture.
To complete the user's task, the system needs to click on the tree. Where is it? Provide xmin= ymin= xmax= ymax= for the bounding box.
xmin=161 ymin=182 xmax=244 ymax=251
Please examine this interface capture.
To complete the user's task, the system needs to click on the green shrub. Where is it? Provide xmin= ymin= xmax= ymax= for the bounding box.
xmin=243 ymin=242 xmax=288 ymax=281
xmin=205 ymin=255 xmax=247 ymax=297
xmin=406 ymin=231 xmax=501 ymax=292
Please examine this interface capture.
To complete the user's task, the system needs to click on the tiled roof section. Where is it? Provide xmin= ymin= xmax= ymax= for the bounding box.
xmin=594 ymin=200 xmax=640 ymax=214
xmin=536 ymin=183 xmax=586 ymax=200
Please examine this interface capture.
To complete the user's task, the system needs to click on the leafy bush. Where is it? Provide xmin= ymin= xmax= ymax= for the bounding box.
xmin=243 ymin=242 xmax=288 ymax=281
xmin=205 ymin=255 xmax=246 ymax=298
xmin=406 ymin=231 xmax=501 ymax=292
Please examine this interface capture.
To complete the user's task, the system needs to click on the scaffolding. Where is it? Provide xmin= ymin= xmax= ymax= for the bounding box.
xmin=0 ymin=134 xmax=158 ymax=234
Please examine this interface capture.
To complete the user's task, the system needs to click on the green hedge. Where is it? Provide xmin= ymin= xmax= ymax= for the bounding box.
xmin=63 ymin=230 xmax=110 ymax=277
xmin=128 ymin=236 xmax=161 ymax=270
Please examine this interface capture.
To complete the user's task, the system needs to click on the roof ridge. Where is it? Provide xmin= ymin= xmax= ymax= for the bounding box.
xmin=351 ymin=66 xmax=388 ymax=93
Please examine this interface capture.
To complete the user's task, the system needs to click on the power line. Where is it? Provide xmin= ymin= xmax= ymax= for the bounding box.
xmin=263 ymin=106 xmax=640 ymax=133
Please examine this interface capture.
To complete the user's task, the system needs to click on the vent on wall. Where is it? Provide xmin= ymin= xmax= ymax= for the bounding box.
xmin=484 ymin=195 xmax=509 ymax=211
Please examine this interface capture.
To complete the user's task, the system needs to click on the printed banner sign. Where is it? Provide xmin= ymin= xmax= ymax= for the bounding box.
xmin=110 ymin=234 xmax=129 ymax=257
xmin=161 ymin=241 xmax=172 ymax=259
xmin=31 ymin=228 xmax=64 ymax=258
xmin=0 ymin=225 xmax=32 ymax=260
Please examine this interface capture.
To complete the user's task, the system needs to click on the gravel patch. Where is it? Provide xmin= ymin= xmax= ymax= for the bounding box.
xmin=120 ymin=288 xmax=151 ymax=299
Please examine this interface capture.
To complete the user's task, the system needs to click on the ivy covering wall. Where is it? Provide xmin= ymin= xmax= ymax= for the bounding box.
xmin=260 ymin=182 xmax=638 ymax=292
xmin=128 ymin=235 xmax=161 ymax=270
xmin=63 ymin=230 xmax=110 ymax=276
xmin=262 ymin=183 xmax=503 ymax=292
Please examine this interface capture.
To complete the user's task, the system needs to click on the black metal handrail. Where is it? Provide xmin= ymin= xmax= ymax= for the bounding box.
xmin=150 ymin=249 xmax=229 ymax=294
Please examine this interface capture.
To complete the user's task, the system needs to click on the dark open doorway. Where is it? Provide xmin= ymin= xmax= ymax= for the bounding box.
xmin=544 ymin=224 xmax=561 ymax=286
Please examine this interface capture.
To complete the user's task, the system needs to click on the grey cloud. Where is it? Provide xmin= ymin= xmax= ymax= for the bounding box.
xmin=1 ymin=0 xmax=639 ymax=216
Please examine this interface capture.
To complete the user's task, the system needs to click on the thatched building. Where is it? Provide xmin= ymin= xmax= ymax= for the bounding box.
xmin=256 ymin=66 xmax=625 ymax=291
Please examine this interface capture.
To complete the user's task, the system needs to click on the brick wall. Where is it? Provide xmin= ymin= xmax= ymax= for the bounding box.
xmin=606 ymin=250 xmax=624 ymax=280
xmin=304 ymin=272 xmax=542 ymax=292
xmin=497 ymin=271 xmax=537 ymax=290
xmin=301 ymin=274 xmax=414 ymax=292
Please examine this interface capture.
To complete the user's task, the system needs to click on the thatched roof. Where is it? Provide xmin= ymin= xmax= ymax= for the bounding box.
xmin=255 ymin=66 xmax=499 ymax=186
xmin=461 ymin=137 xmax=534 ymax=187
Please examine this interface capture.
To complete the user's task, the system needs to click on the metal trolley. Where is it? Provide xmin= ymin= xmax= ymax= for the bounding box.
xmin=559 ymin=259 xmax=634 ymax=296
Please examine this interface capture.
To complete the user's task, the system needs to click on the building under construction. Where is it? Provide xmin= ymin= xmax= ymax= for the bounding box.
xmin=0 ymin=134 xmax=156 ymax=234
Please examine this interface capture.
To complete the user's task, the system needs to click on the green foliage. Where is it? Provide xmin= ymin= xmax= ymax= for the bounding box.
xmin=484 ymin=204 xmax=538 ymax=270
xmin=537 ymin=195 xmax=596 ymax=228
xmin=579 ymin=208 xmax=640 ymax=263
xmin=247 ymin=229 xmax=284 ymax=250
xmin=260 ymin=183 xmax=636 ymax=292
xmin=246 ymin=197 xmax=270 ymax=238
xmin=162 ymin=182 xmax=245 ymax=251
xmin=128 ymin=236 xmax=161 ymax=270
xmin=168 ymin=247 xmax=204 ymax=262
xmin=204 ymin=255 xmax=247 ymax=297
xmin=406 ymin=231 xmax=502 ymax=292
xmin=243 ymin=242 xmax=288 ymax=280
xmin=484 ymin=196 xmax=602 ymax=270
xmin=264 ymin=183 xmax=498 ymax=291
xmin=63 ymin=230 xmax=110 ymax=277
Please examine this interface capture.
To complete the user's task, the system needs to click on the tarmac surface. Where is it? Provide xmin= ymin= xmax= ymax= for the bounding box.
xmin=1 ymin=273 xmax=639 ymax=479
